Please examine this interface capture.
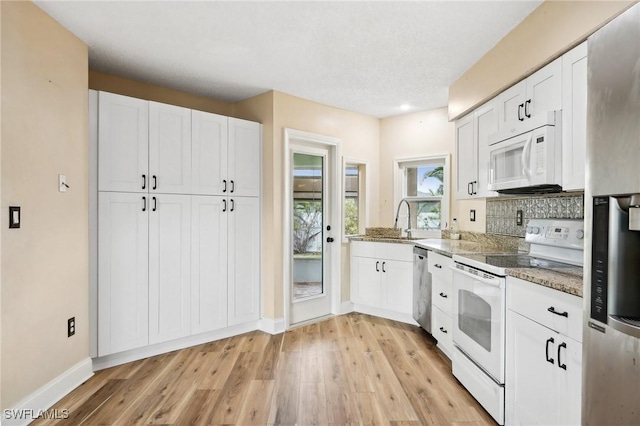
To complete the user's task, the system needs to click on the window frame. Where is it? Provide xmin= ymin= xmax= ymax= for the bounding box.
xmin=393 ymin=154 xmax=450 ymax=236
xmin=342 ymin=158 xmax=368 ymax=243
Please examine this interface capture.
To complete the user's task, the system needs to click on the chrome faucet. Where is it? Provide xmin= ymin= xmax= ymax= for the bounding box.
xmin=394 ymin=198 xmax=412 ymax=239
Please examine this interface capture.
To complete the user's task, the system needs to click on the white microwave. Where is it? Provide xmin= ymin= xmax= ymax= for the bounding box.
xmin=488 ymin=111 xmax=562 ymax=194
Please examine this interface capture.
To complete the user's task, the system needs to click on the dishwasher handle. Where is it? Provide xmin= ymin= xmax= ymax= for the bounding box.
xmin=450 ymin=265 xmax=502 ymax=287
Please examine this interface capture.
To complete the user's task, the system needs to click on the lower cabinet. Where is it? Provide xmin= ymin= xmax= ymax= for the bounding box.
xmin=506 ymin=277 xmax=582 ymax=426
xmin=429 ymin=251 xmax=454 ymax=358
xmin=98 ymin=192 xmax=260 ymax=357
xmin=350 ymin=242 xmax=413 ymax=319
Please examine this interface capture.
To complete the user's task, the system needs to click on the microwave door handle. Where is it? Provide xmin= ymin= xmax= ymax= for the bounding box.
xmin=521 ymin=132 xmax=533 ymax=179
xmin=450 ymin=265 xmax=501 ymax=287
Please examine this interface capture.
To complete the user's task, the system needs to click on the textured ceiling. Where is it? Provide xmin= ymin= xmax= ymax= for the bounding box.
xmin=35 ymin=1 xmax=542 ymax=118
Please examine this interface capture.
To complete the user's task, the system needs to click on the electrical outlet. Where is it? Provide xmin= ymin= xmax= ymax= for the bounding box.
xmin=470 ymin=209 xmax=476 ymax=222
xmin=68 ymin=317 xmax=75 ymax=337
xmin=516 ymin=209 xmax=523 ymax=226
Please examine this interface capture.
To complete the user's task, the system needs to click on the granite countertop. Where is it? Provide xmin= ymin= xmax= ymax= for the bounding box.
xmin=348 ymin=236 xmax=420 ymax=244
xmin=506 ymin=266 xmax=583 ymax=297
xmin=413 ymin=239 xmax=521 ymax=257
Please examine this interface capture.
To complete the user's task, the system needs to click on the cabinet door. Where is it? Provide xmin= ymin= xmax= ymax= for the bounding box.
xmin=191 ymin=196 xmax=228 ymax=334
xmin=98 ymin=92 xmax=148 ymax=193
xmin=526 ymin=58 xmax=562 ymax=118
xmin=227 ymin=197 xmax=260 ymax=325
xmin=497 ymin=81 xmax=526 ymax=129
xmin=149 ymin=194 xmax=191 ymax=344
xmin=149 ymin=102 xmax=192 ymax=194
xmin=562 ymin=42 xmax=587 ymax=191
xmin=350 ymin=256 xmax=382 ymax=307
xmin=228 ymin=118 xmax=261 ymax=197
xmin=98 ymin=192 xmax=149 ymax=356
xmin=192 ymin=111 xmax=228 ymax=195
xmin=506 ymin=311 xmax=558 ymax=426
xmin=474 ymin=101 xmax=499 ymax=198
xmin=455 ymin=113 xmax=476 ymax=199
xmin=381 ymin=260 xmax=413 ymax=315
xmin=556 ymin=337 xmax=582 ymax=426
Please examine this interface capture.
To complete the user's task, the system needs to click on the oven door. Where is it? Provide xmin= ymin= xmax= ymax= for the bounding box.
xmin=451 ymin=264 xmax=506 ymax=383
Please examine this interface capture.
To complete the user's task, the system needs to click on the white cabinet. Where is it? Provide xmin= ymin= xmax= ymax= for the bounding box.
xmin=497 ymin=58 xmax=562 ymax=129
xmin=148 ymin=194 xmax=192 ymax=345
xmin=98 ymin=192 xmax=149 ymax=356
xmin=228 ymin=196 xmax=261 ymax=326
xmin=350 ymin=242 xmax=413 ymax=319
xmin=192 ymin=111 xmax=228 ymax=196
xmin=228 ymin=118 xmax=261 ymax=197
xmin=455 ymin=101 xmax=498 ymax=199
xmin=562 ymin=41 xmax=588 ymax=191
xmin=428 ymin=251 xmax=454 ymax=358
xmin=506 ymin=277 xmax=582 ymax=426
xmin=98 ymin=92 xmax=148 ymax=193
xmin=191 ymin=196 xmax=228 ymax=334
xmin=149 ymin=102 xmax=192 ymax=194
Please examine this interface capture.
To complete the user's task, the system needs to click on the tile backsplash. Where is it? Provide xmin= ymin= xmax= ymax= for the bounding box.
xmin=486 ymin=193 xmax=584 ymax=237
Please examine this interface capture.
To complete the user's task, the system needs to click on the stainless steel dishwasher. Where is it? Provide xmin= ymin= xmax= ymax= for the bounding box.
xmin=413 ymin=246 xmax=431 ymax=333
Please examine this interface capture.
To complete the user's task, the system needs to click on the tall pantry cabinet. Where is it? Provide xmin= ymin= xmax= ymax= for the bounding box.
xmin=92 ymin=91 xmax=261 ymax=358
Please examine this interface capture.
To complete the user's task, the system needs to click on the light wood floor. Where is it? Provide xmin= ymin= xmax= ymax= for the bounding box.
xmin=34 ymin=313 xmax=496 ymax=425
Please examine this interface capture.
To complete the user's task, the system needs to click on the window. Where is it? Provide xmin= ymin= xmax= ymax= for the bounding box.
xmin=395 ymin=155 xmax=450 ymax=234
xmin=343 ymin=160 xmax=367 ymax=239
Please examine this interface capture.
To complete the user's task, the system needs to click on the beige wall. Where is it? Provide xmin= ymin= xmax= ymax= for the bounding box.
xmin=2 ymin=1 xmax=89 ymax=409
xmin=379 ymin=108 xmax=456 ymax=227
xmin=449 ymin=0 xmax=635 ymax=120
xmin=234 ymin=91 xmax=380 ymax=319
xmin=89 ymin=70 xmax=233 ymax=116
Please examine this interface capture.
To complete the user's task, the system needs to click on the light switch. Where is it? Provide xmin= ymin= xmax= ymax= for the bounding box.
xmin=9 ymin=206 xmax=20 ymax=228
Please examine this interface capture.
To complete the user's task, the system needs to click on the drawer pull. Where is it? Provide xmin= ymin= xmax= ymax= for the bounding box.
xmin=548 ymin=307 xmax=568 ymax=317
xmin=439 ymin=327 xmax=447 ymax=334
xmin=434 ymin=264 xmax=442 ymax=269
xmin=545 ymin=337 xmax=555 ymax=364
xmin=439 ymin=292 xmax=448 ymax=298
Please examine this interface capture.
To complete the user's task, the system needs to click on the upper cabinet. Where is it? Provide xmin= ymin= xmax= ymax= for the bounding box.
xmin=98 ymin=92 xmax=149 ymax=193
xmin=562 ymin=42 xmax=588 ymax=191
xmin=228 ymin=118 xmax=261 ymax=197
xmin=192 ymin=110 xmax=228 ymax=195
xmin=497 ymin=58 xmax=562 ymax=130
xmin=455 ymin=100 xmax=498 ymax=199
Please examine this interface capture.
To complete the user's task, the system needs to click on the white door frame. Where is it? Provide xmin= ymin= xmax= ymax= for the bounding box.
xmin=283 ymin=128 xmax=342 ymax=329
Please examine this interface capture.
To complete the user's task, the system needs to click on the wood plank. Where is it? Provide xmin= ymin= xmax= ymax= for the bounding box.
xmin=354 ymin=392 xmax=389 ymax=425
xmin=300 ymin=350 xmax=324 ymax=383
xmin=297 ymin=382 xmax=329 ymax=426
xmin=235 ymin=380 xmax=275 ymax=425
xmin=54 ymin=378 xmax=125 ymax=425
xmin=323 ymin=350 xmax=361 ymax=424
xmin=281 ymin=327 xmax=304 ymax=352
xmin=337 ymin=337 xmax=376 ymax=393
xmin=174 ymin=389 xmax=220 ymax=426
xmin=267 ymin=351 xmax=301 ymax=424
xmin=197 ymin=349 xmax=241 ymax=390
xmin=254 ymin=332 xmax=284 ymax=380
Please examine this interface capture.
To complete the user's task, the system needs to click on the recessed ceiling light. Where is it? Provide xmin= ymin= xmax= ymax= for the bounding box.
xmin=400 ymin=104 xmax=411 ymax=111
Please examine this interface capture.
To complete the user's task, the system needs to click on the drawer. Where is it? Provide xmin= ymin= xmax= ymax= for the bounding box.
xmin=428 ymin=252 xmax=453 ymax=283
xmin=432 ymin=276 xmax=453 ymax=316
xmin=507 ymin=276 xmax=583 ymax=342
xmin=350 ymin=241 xmax=413 ymax=262
xmin=432 ymin=306 xmax=453 ymax=358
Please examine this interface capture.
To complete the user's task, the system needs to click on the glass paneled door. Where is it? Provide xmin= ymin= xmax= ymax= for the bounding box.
xmin=290 ymin=146 xmax=332 ymax=324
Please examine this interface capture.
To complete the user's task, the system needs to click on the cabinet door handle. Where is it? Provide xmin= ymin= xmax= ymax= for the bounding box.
xmin=548 ymin=306 xmax=568 ymax=317
xmin=418 ymin=255 xmax=424 ymax=260
xmin=142 ymin=196 xmax=147 ymax=212
xmin=525 ymin=99 xmax=532 ymax=118
xmin=545 ymin=337 xmax=555 ymax=364
xmin=440 ymin=327 xmax=447 ymax=334
xmin=152 ymin=175 xmax=157 ymax=190
xmin=382 ymin=262 xmax=386 ymax=273
xmin=230 ymin=180 xmax=235 ymax=193
xmin=223 ymin=180 xmax=227 ymax=193
xmin=230 ymin=199 xmax=235 ymax=212
xmin=376 ymin=261 xmax=380 ymax=272
xmin=518 ymin=103 xmax=524 ymax=121
xmin=472 ymin=180 xmax=477 ymax=195
xmin=439 ymin=292 xmax=448 ymax=298
xmin=152 ymin=196 xmax=157 ymax=212
xmin=468 ymin=182 xmax=473 ymax=195
xmin=142 ymin=174 xmax=147 ymax=190
xmin=557 ymin=342 xmax=567 ymax=370
xmin=434 ymin=264 xmax=442 ymax=269
xmin=223 ymin=199 xmax=227 ymax=212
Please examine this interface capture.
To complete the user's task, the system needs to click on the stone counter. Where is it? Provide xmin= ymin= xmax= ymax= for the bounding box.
xmin=506 ymin=267 xmax=583 ymax=297
xmin=413 ymin=238 xmax=521 ymax=257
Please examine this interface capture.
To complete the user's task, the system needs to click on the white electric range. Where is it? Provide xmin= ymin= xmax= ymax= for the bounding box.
xmin=449 ymin=219 xmax=585 ymax=425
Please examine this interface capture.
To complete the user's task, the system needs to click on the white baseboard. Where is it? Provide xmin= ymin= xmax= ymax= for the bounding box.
xmin=352 ymin=304 xmax=419 ymax=326
xmin=258 ymin=317 xmax=286 ymax=335
xmin=337 ymin=301 xmax=354 ymax=315
xmin=3 ymin=358 xmax=93 ymax=426
xmin=92 ymin=320 xmax=259 ymax=371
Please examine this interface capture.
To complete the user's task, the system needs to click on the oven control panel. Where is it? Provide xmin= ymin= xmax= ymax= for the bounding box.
xmin=525 ymin=219 xmax=584 ymax=250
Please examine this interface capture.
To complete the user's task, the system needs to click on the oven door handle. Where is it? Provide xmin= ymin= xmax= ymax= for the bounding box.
xmin=450 ymin=265 xmax=502 ymax=287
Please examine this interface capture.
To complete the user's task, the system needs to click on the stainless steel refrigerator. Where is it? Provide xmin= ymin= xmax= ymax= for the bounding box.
xmin=584 ymin=3 xmax=640 ymax=424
